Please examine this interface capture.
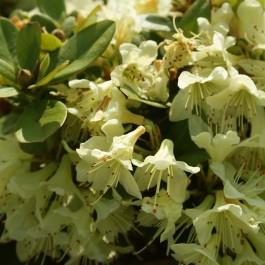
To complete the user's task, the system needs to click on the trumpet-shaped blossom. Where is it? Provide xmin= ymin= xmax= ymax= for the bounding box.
xmin=111 ymin=40 xmax=169 ymax=102
xmin=64 ymin=79 xmax=111 ymax=137
xmin=228 ymin=122 xmax=265 ymax=171
xmin=58 ymin=190 xmax=132 ymax=264
xmin=210 ymin=162 xmax=265 ymax=207
xmin=66 ymin=79 xmax=111 ymax=116
xmin=65 ymin=80 xmax=144 ymax=135
xmin=193 ymin=191 xmax=261 ymax=256
xmin=171 ymin=235 xmax=219 ymax=265
xmin=137 ymin=189 xmax=183 ymax=252
xmin=119 ymin=40 xmax=158 ymax=67
xmin=191 ymin=130 xmax=240 ymax=162
xmin=5 ymin=154 xmax=85 ymax=260
xmin=194 ymin=32 xmax=238 ymax=77
xmin=198 ymin=2 xmax=234 ymax=38
xmin=7 ymin=163 xmax=57 ymax=201
xmin=87 ymin=86 xmax=145 ymax=134
xmin=96 ymin=200 xmax=135 ymax=243
xmin=16 ymin=229 xmax=68 ymax=263
xmin=207 ymin=72 xmax=265 ymax=130
xmin=76 ymin=126 xmax=146 ymax=199
xmin=169 ymin=66 xmax=228 ymax=122
xmin=5 ymin=157 xmax=75 ymax=246
xmin=134 ymin=139 xmax=200 ymax=204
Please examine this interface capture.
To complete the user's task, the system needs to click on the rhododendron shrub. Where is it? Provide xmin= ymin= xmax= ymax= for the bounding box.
xmin=1 ymin=0 xmax=265 ymax=264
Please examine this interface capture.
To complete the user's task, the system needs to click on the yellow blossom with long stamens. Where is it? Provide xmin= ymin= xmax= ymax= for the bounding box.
xmin=135 ymin=139 xmax=200 ymax=206
xmin=76 ymin=126 xmax=146 ymax=199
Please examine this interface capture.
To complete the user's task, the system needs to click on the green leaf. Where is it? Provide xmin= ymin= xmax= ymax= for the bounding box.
xmin=15 ymin=100 xmax=67 ymax=143
xmin=19 ymin=135 xmax=58 ymax=155
xmin=50 ymin=20 xmax=116 ymax=83
xmin=0 ymin=87 xmax=18 ymax=98
xmin=120 ymin=85 xmax=168 ymax=108
xmin=0 ymin=22 xmax=14 ymax=62
xmin=37 ymin=53 xmax=50 ymax=81
xmin=0 ymin=18 xmax=17 ymax=81
xmin=16 ymin=23 xmax=41 ymax=72
xmin=0 ymin=18 xmax=18 ymax=58
xmin=1 ymin=112 xmax=20 ymax=134
xmin=31 ymin=14 xmax=57 ymax=32
xmin=37 ymin=0 xmax=66 ymax=21
xmin=177 ymin=0 xmax=211 ymax=37
xmin=29 ymin=60 xmax=69 ymax=88
xmin=140 ymin=15 xmax=174 ymax=32
xmin=177 ymin=149 xmax=209 ymax=166
xmin=0 ymin=59 xmax=16 ymax=81
xmin=41 ymin=33 xmax=63 ymax=51
xmin=19 ymin=142 xmax=50 ymax=155
xmin=61 ymin=16 xmax=76 ymax=38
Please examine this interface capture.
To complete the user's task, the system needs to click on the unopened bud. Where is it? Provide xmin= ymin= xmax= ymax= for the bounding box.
xmin=17 ymin=69 xmax=34 ymax=88
xmin=51 ymin=29 xmax=65 ymax=42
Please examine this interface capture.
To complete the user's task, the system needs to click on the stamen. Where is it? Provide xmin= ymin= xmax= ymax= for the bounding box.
xmin=111 ymin=163 xmax=121 ymax=188
xmin=95 ymin=95 xmax=112 ymax=112
xmin=88 ymin=157 xmax=113 ymax=174
xmin=233 ymin=163 xmax=245 ymax=186
xmin=147 ymin=165 xmax=157 ymax=191
xmin=153 ymin=170 xmax=163 ymax=213
xmin=144 ymin=163 xmax=153 ymax=175
xmin=167 ymin=165 xmax=174 ymax=195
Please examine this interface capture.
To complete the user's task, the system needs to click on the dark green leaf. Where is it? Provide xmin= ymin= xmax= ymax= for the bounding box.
xmin=120 ymin=85 xmax=168 ymax=108
xmin=16 ymin=23 xmax=41 ymax=72
xmin=0 ymin=18 xmax=17 ymax=81
xmin=15 ymin=100 xmax=67 ymax=143
xmin=61 ymin=16 xmax=76 ymax=38
xmin=19 ymin=142 xmax=49 ymax=155
xmin=177 ymin=149 xmax=209 ymax=166
xmin=141 ymin=15 xmax=174 ymax=32
xmin=0 ymin=22 xmax=14 ymax=62
xmin=1 ymin=112 xmax=20 ymax=134
xmin=50 ymin=20 xmax=116 ymax=83
xmin=177 ymin=0 xmax=211 ymax=37
xmin=0 ymin=18 xmax=18 ymax=58
xmin=37 ymin=0 xmax=66 ymax=21
xmin=31 ymin=14 xmax=57 ymax=32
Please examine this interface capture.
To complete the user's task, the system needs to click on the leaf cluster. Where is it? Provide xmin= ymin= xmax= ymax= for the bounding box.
xmin=0 ymin=0 xmax=115 ymax=156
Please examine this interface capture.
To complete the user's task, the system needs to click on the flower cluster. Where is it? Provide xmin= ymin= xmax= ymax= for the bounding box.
xmin=1 ymin=0 xmax=265 ymax=264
